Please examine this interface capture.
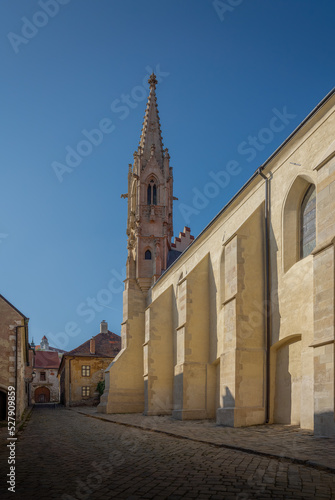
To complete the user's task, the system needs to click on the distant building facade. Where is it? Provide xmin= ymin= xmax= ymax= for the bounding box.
xmin=58 ymin=321 xmax=121 ymax=407
xmin=31 ymin=351 xmax=60 ymax=404
xmin=98 ymin=77 xmax=335 ymax=437
xmin=0 ymin=295 xmax=30 ymax=421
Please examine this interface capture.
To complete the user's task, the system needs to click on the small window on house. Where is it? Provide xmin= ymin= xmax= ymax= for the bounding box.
xmin=82 ymin=386 xmax=90 ymax=397
xmin=145 ymin=250 xmax=152 ymax=260
xmin=82 ymin=365 xmax=90 ymax=377
xmin=300 ymin=185 xmax=316 ymax=259
xmin=40 ymin=372 xmax=46 ymax=381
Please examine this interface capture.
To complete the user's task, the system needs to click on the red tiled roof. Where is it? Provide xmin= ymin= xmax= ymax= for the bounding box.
xmin=65 ymin=330 xmax=121 ymax=357
xmin=35 ymin=351 xmax=60 ymax=369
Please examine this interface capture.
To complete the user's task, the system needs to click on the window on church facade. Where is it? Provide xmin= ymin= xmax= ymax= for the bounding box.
xmin=300 ymin=184 xmax=316 ymax=259
xmin=147 ymin=180 xmax=157 ymax=205
xmin=40 ymin=372 xmax=46 ymax=381
xmin=82 ymin=386 xmax=90 ymax=397
xmin=283 ymin=177 xmax=316 ymax=272
xmin=147 ymin=184 xmax=151 ymax=205
xmin=145 ymin=249 xmax=152 ymax=260
xmin=81 ymin=365 xmax=90 ymax=377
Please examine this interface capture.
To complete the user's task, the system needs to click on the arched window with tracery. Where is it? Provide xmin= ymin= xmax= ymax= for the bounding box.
xmin=147 ymin=179 xmax=157 ymax=205
xmin=145 ymin=249 xmax=152 ymax=260
xmin=300 ymin=184 xmax=316 ymax=259
xmin=283 ymin=176 xmax=316 ymax=272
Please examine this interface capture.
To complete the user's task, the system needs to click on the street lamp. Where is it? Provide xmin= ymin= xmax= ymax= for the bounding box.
xmin=25 ymin=371 xmax=36 ymax=383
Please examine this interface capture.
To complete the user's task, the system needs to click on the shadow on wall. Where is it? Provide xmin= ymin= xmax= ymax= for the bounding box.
xmin=274 ymin=344 xmax=292 ymax=424
xmin=208 ymin=258 xmax=217 ymax=364
xmin=222 ymin=385 xmax=234 ymax=406
xmin=314 ymin=412 xmax=335 ymax=437
xmin=173 ymin=372 xmax=183 ymax=412
xmin=144 ymin=377 xmax=148 ymax=414
xmin=269 ymin=214 xmax=280 ymax=346
xmin=220 ymin=386 xmax=235 ymax=427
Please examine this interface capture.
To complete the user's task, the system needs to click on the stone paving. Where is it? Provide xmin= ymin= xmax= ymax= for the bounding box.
xmin=72 ymin=408 xmax=335 ymax=473
xmin=0 ymin=406 xmax=335 ymax=499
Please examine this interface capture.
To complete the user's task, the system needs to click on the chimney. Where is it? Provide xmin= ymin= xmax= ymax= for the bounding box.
xmin=100 ymin=320 xmax=108 ymax=334
xmin=90 ymin=337 xmax=95 ymax=355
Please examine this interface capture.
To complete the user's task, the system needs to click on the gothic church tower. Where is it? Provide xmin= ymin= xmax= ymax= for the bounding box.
xmin=98 ymin=74 xmax=175 ymax=413
xmin=126 ymin=73 xmax=174 ymax=293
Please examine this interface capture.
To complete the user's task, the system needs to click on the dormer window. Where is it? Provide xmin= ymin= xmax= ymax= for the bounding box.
xmin=147 ymin=180 xmax=157 ymax=205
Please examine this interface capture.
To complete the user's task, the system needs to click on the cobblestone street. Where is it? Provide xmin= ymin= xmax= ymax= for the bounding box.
xmin=1 ymin=406 xmax=335 ymax=499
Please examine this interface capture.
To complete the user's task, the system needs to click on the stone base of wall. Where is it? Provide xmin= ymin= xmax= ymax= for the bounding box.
xmin=216 ymin=407 xmax=265 ymax=427
xmin=98 ymin=401 xmax=144 ymax=414
xmin=314 ymin=412 xmax=335 ymax=437
xmin=172 ymin=409 xmax=209 ymax=420
xmin=144 ymin=409 xmax=172 ymax=416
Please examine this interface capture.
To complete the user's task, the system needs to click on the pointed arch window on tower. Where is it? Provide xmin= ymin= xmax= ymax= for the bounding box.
xmin=147 ymin=180 xmax=157 ymax=205
xmin=147 ymin=184 xmax=151 ymax=205
xmin=145 ymin=249 xmax=152 ymax=260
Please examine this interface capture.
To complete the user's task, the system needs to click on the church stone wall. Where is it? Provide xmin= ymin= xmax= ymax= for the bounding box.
xmin=148 ymin=93 xmax=335 ymax=434
xmin=101 ymin=77 xmax=335 ymax=436
xmin=144 ymin=286 xmax=174 ymax=415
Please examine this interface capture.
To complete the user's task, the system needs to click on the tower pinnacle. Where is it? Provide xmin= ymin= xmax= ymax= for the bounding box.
xmin=139 ymin=72 xmax=164 ymax=168
xmin=148 ymin=72 xmax=158 ymax=89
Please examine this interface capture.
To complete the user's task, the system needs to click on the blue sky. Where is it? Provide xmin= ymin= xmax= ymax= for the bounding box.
xmin=0 ymin=0 xmax=334 ymax=351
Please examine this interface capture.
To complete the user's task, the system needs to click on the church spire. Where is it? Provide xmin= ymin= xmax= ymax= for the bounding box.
xmin=124 ymin=73 xmax=174 ymax=292
xmin=139 ymin=73 xmax=164 ymax=168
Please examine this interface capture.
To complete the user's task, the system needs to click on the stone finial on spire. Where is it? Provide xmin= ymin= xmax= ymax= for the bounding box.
xmin=148 ymin=73 xmax=158 ymax=89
